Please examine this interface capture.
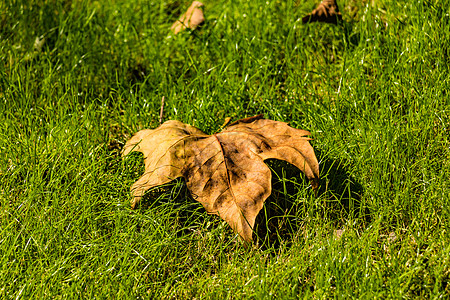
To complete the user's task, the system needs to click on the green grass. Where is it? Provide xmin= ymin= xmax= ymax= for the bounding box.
xmin=1 ymin=0 xmax=449 ymax=298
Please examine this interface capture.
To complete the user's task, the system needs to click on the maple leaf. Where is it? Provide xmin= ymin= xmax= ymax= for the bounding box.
xmin=171 ymin=1 xmax=205 ymax=35
xmin=122 ymin=115 xmax=319 ymax=243
xmin=302 ymin=0 xmax=342 ymax=24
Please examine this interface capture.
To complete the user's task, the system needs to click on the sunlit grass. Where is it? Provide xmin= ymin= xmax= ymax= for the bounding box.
xmin=1 ymin=0 xmax=449 ymax=298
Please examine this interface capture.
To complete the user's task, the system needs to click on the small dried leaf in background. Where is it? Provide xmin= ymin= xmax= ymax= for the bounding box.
xmin=123 ymin=115 xmax=320 ymax=243
xmin=302 ymin=0 xmax=342 ymax=24
xmin=171 ymin=1 xmax=205 ymax=34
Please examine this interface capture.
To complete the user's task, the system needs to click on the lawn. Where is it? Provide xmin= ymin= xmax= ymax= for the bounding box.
xmin=1 ymin=0 xmax=449 ymax=298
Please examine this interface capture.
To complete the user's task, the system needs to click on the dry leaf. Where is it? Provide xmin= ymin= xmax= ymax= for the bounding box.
xmin=122 ymin=115 xmax=319 ymax=243
xmin=302 ymin=0 xmax=342 ymax=24
xmin=171 ymin=1 xmax=205 ymax=35
xmin=334 ymin=229 xmax=345 ymax=239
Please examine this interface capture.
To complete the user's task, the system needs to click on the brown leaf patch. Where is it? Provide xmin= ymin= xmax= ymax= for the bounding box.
xmin=122 ymin=116 xmax=319 ymax=243
xmin=171 ymin=1 xmax=205 ymax=35
xmin=302 ymin=0 xmax=342 ymax=24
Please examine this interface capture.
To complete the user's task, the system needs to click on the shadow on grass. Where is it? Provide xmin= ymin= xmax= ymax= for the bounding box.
xmin=254 ymin=153 xmax=367 ymax=250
